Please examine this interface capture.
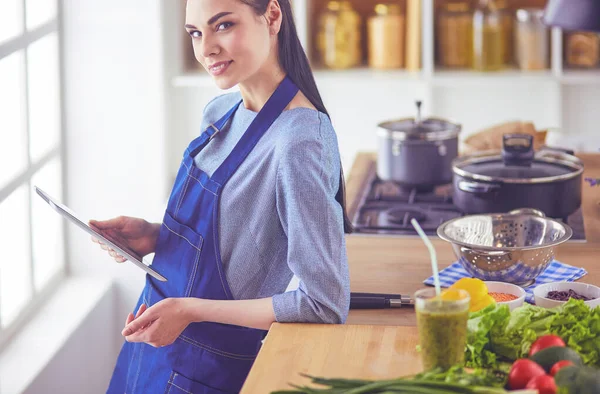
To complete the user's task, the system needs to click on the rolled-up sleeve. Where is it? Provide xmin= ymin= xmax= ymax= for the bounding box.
xmin=271 ymin=120 xmax=350 ymax=324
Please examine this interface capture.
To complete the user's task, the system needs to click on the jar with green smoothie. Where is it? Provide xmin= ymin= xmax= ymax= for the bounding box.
xmin=415 ymin=288 xmax=470 ymax=371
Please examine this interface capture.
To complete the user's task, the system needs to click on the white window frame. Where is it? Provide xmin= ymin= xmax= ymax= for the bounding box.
xmin=0 ymin=0 xmax=68 ymax=351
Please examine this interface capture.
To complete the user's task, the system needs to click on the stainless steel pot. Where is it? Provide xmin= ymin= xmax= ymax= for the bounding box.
xmin=377 ymin=101 xmax=461 ymax=191
xmin=452 ymin=134 xmax=584 ymax=219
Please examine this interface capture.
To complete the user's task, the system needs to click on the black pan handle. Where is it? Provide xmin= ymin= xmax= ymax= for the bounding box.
xmin=350 ymin=297 xmax=389 ymax=309
xmin=458 ymin=181 xmax=501 ymax=195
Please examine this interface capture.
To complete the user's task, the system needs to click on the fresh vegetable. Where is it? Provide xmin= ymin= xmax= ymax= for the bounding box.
xmin=530 ymin=346 xmax=583 ymax=373
xmin=450 ymin=278 xmax=495 ymax=312
xmin=529 ymin=335 xmax=566 ymax=356
xmin=525 ymin=374 xmax=557 ymax=394
xmin=508 ymin=359 xmax=546 ymax=389
xmin=465 ymin=299 xmax=600 ymax=368
xmin=413 ymin=365 xmax=508 ymax=388
xmin=272 ymin=367 xmax=514 ymax=393
xmin=555 ymin=365 xmax=600 ymax=394
xmin=550 ymin=361 xmax=575 ymax=377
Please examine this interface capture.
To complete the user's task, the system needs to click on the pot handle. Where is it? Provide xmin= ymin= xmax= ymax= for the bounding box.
xmin=458 ymin=181 xmax=501 ymax=194
xmin=537 ymin=146 xmax=583 ymax=165
xmin=502 ymin=134 xmax=534 ymax=167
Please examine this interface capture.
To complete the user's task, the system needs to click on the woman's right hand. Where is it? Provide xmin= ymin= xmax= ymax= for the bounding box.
xmin=89 ymin=216 xmax=160 ymax=263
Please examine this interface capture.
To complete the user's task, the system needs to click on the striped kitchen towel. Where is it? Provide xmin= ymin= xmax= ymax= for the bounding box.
xmin=423 ymin=260 xmax=587 ymax=304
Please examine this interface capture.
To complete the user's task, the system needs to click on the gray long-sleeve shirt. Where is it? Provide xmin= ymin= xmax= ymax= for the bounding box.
xmin=193 ymin=92 xmax=350 ymax=324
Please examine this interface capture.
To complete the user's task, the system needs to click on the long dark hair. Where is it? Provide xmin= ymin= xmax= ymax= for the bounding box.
xmin=240 ymin=0 xmax=354 ymax=234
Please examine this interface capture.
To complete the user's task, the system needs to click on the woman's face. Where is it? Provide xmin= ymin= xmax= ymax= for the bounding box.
xmin=185 ymin=0 xmax=273 ymax=90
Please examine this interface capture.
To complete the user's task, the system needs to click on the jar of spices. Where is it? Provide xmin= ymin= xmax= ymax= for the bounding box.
xmin=436 ymin=1 xmax=473 ymax=68
xmin=565 ymin=32 xmax=600 ymax=68
xmin=473 ymin=0 xmax=504 ymax=71
xmin=367 ymin=3 xmax=405 ymax=69
xmin=316 ymin=1 xmax=362 ymax=69
xmin=515 ymin=8 xmax=549 ymax=70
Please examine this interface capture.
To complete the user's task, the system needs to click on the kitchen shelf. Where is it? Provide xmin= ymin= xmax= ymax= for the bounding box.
xmin=431 ymin=69 xmax=556 ymax=87
xmin=561 ymin=70 xmax=600 ymax=85
xmin=314 ymin=67 xmax=424 ymax=81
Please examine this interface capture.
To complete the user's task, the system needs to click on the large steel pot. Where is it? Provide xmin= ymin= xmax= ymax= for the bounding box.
xmin=377 ymin=101 xmax=461 ymax=191
xmin=452 ymin=134 xmax=584 ymax=219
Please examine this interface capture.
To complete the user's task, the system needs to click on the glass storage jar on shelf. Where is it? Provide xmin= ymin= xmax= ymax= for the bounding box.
xmin=565 ymin=31 xmax=600 ymax=68
xmin=473 ymin=0 xmax=504 ymax=71
xmin=495 ymin=0 xmax=514 ymax=66
xmin=515 ymin=8 xmax=549 ymax=70
xmin=367 ymin=3 xmax=405 ymax=69
xmin=316 ymin=0 xmax=362 ymax=69
xmin=435 ymin=1 xmax=473 ymax=68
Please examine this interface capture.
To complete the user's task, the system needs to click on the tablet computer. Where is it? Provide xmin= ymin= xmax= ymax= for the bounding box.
xmin=34 ymin=186 xmax=167 ymax=282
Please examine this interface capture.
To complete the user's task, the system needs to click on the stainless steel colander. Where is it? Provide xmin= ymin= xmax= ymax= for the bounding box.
xmin=437 ymin=209 xmax=573 ymax=285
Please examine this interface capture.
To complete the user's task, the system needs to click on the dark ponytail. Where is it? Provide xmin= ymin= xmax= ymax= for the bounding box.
xmin=240 ymin=0 xmax=354 ymax=234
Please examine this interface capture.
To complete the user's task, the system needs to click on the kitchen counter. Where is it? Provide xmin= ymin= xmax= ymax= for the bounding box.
xmin=240 ymin=152 xmax=600 ymax=393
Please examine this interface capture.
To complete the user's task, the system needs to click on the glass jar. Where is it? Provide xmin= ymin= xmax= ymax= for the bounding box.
xmin=495 ymin=0 xmax=514 ymax=66
xmin=367 ymin=3 xmax=405 ymax=69
xmin=436 ymin=1 xmax=473 ymax=68
xmin=473 ymin=0 xmax=504 ymax=71
xmin=316 ymin=1 xmax=362 ymax=69
xmin=565 ymin=32 xmax=600 ymax=68
xmin=515 ymin=8 xmax=549 ymax=70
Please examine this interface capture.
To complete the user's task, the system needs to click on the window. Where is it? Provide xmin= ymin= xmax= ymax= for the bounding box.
xmin=0 ymin=0 xmax=64 ymax=349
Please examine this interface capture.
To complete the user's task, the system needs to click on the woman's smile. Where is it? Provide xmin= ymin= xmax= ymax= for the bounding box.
xmin=208 ymin=60 xmax=233 ymax=76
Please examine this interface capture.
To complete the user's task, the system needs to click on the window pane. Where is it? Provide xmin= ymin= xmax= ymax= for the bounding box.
xmin=25 ymin=0 xmax=56 ymax=30
xmin=0 ymin=185 xmax=32 ymax=327
xmin=0 ymin=0 xmax=23 ymax=45
xmin=31 ymin=158 xmax=64 ymax=291
xmin=28 ymin=33 xmax=61 ymax=162
xmin=0 ymin=51 xmax=27 ymax=189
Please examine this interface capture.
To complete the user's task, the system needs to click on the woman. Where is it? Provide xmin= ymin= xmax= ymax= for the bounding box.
xmin=91 ymin=0 xmax=352 ymax=392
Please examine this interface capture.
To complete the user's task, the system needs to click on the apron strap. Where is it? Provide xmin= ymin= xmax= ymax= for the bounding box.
xmin=188 ymin=99 xmax=243 ymax=157
xmin=211 ymin=77 xmax=299 ymax=186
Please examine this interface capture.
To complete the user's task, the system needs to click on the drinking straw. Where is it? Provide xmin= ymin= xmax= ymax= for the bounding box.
xmin=411 ymin=218 xmax=441 ymax=296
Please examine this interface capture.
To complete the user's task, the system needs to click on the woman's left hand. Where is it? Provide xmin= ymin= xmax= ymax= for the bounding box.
xmin=122 ymin=298 xmax=194 ymax=348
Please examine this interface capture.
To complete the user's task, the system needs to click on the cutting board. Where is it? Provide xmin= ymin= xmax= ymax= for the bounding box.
xmin=241 ymin=323 xmax=422 ymax=393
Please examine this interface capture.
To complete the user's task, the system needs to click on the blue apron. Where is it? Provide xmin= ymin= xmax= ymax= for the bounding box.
xmin=107 ymin=77 xmax=299 ymax=394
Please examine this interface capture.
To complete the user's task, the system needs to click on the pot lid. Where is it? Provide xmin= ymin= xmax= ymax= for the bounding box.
xmin=377 ymin=100 xmax=461 ymax=141
xmin=459 ymin=158 xmax=575 ymax=178
xmin=454 ymin=134 xmax=584 ymax=184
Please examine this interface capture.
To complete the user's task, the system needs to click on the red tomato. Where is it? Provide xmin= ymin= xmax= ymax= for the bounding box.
xmin=529 ymin=335 xmax=566 ymax=356
xmin=508 ymin=359 xmax=547 ymax=390
xmin=550 ymin=360 xmax=575 ymax=376
xmin=526 ymin=374 xmax=557 ymax=394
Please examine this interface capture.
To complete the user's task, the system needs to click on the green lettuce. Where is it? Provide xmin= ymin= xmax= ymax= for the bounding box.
xmin=465 ymin=299 xmax=600 ymax=368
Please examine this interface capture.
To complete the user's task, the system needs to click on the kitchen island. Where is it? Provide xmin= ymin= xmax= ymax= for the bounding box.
xmin=240 ymin=153 xmax=600 ymax=393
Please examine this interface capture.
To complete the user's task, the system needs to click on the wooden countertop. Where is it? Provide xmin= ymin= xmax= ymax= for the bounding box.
xmin=241 ymin=152 xmax=600 ymax=393
xmin=241 ymin=324 xmax=421 ymax=394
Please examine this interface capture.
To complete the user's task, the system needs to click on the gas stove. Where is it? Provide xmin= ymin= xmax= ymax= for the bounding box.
xmin=351 ymin=166 xmax=586 ymax=242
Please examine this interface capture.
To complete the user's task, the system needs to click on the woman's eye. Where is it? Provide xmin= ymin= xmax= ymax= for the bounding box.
xmin=216 ymin=22 xmax=233 ymax=31
xmin=188 ymin=30 xmax=201 ymax=39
